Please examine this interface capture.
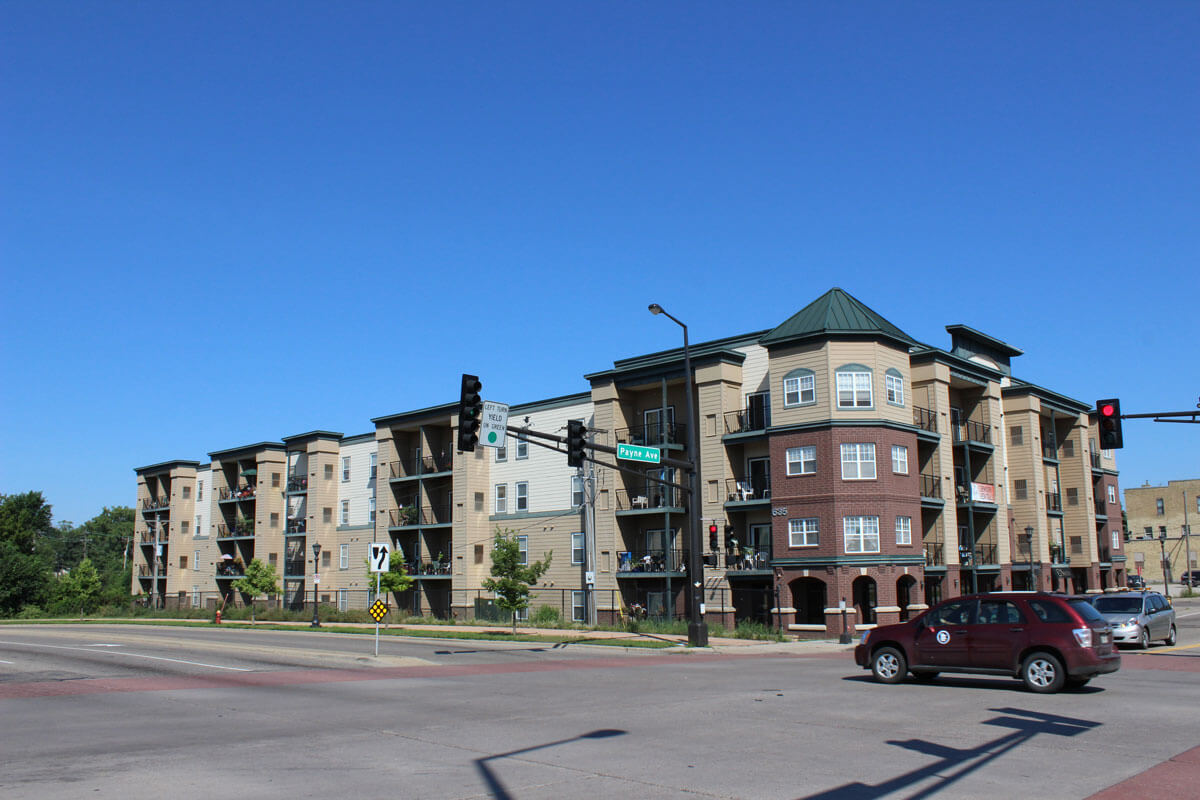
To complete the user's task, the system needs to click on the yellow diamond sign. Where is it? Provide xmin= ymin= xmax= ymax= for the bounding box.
xmin=369 ymin=599 xmax=388 ymax=622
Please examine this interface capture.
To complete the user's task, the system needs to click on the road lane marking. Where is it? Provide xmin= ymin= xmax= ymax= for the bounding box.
xmin=0 ymin=659 xmax=13 ymax=664
xmin=0 ymin=640 xmax=251 ymax=671
xmin=1143 ymin=642 xmax=1200 ymax=654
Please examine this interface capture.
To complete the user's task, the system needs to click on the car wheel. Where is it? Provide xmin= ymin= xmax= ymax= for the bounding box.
xmin=913 ymin=671 xmax=939 ymax=683
xmin=1064 ymin=677 xmax=1091 ymax=691
xmin=1166 ymin=625 xmax=1177 ymax=646
xmin=871 ymin=646 xmax=907 ymax=684
xmin=1021 ymin=652 xmax=1066 ymax=693
xmin=1139 ymin=628 xmax=1151 ymax=649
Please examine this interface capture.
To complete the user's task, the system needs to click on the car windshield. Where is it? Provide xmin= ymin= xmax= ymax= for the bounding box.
xmin=1069 ymin=598 xmax=1109 ymax=624
xmin=1093 ymin=597 xmax=1142 ymax=614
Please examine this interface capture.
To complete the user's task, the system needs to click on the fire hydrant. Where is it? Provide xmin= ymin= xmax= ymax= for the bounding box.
xmin=215 ymin=609 xmax=222 ymax=624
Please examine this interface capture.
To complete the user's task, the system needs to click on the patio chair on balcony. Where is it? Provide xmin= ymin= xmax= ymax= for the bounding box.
xmin=736 ymin=481 xmax=753 ymax=502
xmin=631 ymin=495 xmax=648 ymax=509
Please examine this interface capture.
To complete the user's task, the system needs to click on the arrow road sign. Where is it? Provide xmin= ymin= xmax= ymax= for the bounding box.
xmin=369 ymin=542 xmax=391 ymax=572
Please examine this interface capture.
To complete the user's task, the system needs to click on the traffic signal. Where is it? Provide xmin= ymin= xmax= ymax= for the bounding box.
xmin=566 ymin=420 xmax=587 ymax=467
xmin=1096 ymin=398 xmax=1123 ymax=449
xmin=709 ymin=523 xmax=719 ymax=551
xmin=457 ymin=374 xmax=483 ymax=451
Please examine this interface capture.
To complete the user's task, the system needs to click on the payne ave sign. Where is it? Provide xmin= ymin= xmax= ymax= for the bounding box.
xmin=617 ymin=443 xmax=661 ymax=464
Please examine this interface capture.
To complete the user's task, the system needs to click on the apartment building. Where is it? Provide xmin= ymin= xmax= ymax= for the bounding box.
xmin=1123 ymin=478 xmax=1199 ymax=585
xmin=134 ymin=287 xmax=1123 ymax=637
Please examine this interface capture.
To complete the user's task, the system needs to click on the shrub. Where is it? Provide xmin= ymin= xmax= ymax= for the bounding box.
xmin=532 ymin=605 xmax=562 ymax=626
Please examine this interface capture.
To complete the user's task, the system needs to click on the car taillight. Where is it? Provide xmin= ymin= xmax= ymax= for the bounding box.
xmin=1072 ymin=627 xmax=1093 ymax=648
xmin=860 ymin=631 xmax=870 ymax=646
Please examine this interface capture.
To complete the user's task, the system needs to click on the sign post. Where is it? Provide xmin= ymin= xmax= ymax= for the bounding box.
xmin=368 ymin=542 xmax=391 ymax=656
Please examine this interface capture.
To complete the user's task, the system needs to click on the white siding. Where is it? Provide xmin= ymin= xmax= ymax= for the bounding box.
xmin=737 ymin=343 xmax=771 ymax=399
xmin=492 ymin=399 xmax=594 ymax=516
xmin=337 ymin=438 xmax=378 ymax=527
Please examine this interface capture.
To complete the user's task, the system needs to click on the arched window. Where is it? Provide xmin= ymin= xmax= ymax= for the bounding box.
xmin=834 ymin=364 xmax=873 ymax=409
xmin=885 ymin=368 xmax=905 ymax=407
xmin=782 ymin=368 xmax=816 ymax=407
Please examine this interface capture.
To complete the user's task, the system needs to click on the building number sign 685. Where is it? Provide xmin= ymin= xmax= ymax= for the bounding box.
xmin=771 ymin=508 xmax=788 ymax=516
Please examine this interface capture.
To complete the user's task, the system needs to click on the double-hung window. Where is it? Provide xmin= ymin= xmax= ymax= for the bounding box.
xmin=517 ymin=535 xmax=529 ymax=565
xmin=885 ymin=372 xmax=904 ymax=406
xmin=789 ymin=518 xmax=819 ymax=547
xmin=571 ymin=475 xmax=585 ymax=508
xmin=516 ymin=437 xmax=528 ymax=460
xmin=841 ymin=443 xmax=876 ymax=480
xmin=339 ymin=543 xmax=349 ymax=569
xmin=844 ymin=516 xmax=880 ymax=553
xmin=516 ymin=482 xmax=528 ymax=512
xmin=786 ymin=446 xmax=817 ymax=476
xmin=783 ymin=371 xmax=816 ymax=407
xmin=572 ymin=590 xmax=586 ymax=623
xmin=895 ymin=516 xmax=912 ymax=545
xmin=836 ymin=369 xmax=872 ymax=408
xmin=495 ymin=484 xmax=507 ymax=514
xmin=340 ymin=500 xmax=349 ymax=524
xmin=571 ymin=532 xmax=585 ymax=565
xmin=342 ymin=457 xmax=351 ymax=482
xmin=891 ymin=445 xmax=908 ymax=474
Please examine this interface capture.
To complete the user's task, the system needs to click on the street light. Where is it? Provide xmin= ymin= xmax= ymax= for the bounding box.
xmin=649 ymin=303 xmax=707 ymax=647
xmin=1158 ymin=529 xmax=1171 ymax=600
xmin=311 ymin=542 xmax=322 ymax=628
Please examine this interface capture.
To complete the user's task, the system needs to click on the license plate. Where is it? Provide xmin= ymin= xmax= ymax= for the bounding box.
xmin=1100 ymin=632 xmax=1110 ymax=644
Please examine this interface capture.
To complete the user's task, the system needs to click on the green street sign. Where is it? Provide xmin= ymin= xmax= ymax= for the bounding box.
xmin=617 ymin=443 xmax=661 ymax=464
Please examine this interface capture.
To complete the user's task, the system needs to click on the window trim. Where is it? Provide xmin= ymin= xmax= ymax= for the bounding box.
xmin=572 ymin=590 xmax=586 ymax=623
xmin=891 ymin=444 xmax=908 ymax=475
xmin=788 ymin=517 xmax=820 ymax=548
xmin=339 ymin=543 xmax=349 ymax=570
xmin=516 ymin=481 xmax=528 ymax=512
xmin=840 ymin=442 xmax=877 ymax=480
xmin=341 ymin=456 xmax=351 ymax=482
xmin=495 ymin=484 xmax=507 ymax=514
xmin=782 ymin=368 xmax=817 ymax=408
xmin=884 ymin=369 xmax=905 ymax=407
xmin=835 ymin=365 xmax=874 ymax=410
xmin=340 ymin=500 xmax=349 ymax=525
xmin=571 ymin=532 xmax=585 ymax=565
xmin=571 ymin=475 xmax=585 ymax=509
xmin=786 ymin=445 xmax=817 ymax=476
xmin=517 ymin=535 xmax=528 ymax=566
xmin=843 ymin=515 xmax=881 ymax=554
xmin=896 ymin=516 xmax=912 ymax=546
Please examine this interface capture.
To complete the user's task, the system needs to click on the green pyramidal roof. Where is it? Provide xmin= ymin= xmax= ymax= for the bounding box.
xmin=759 ymin=288 xmax=915 ymax=348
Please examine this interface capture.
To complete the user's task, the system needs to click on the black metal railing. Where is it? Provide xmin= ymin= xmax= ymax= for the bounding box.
xmin=140 ymin=496 xmax=170 ymax=511
xmin=216 ymin=563 xmax=246 ymax=579
xmin=924 ymin=542 xmax=944 ymax=566
xmin=614 ymin=422 xmax=687 ymax=447
xmin=723 ymin=407 xmax=769 ymax=434
xmin=1094 ymin=501 xmax=1107 ymax=517
xmin=723 ymin=478 xmax=770 ymax=502
xmin=286 ymin=475 xmax=308 ymax=493
xmin=219 ymin=486 xmax=256 ymax=502
xmin=389 ymin=453 xmax=453 ymax=480
xmin=286 ymin=519 xmax=307 ymax=534
xmin=974 ymin=544 xmax=998 ymax=565
xmin=389 ymin=504 xmax=452 ymax=527
xmin=406 ymin=560 xmax=452 ymax=576
xmin=919 ymin=473 xmax=941 ymax=499
xmin=719 ymin=549 xmax=770 ymax=571
xmin=616 ymin=548 xmax=687 ymax=573
xmin=1090 ymin=452 xmax=1102 ymax=469
xmin=140 ymin=528 xmax=166 ymax=544
xmin=217 ymin=523 xmax=254 ymax=538
xmin=952 ymin=418 xmax=990 ymax=444
xmin=1042 ymin=444 xmax=1058 ymax=460
xmin=913 ymin=406 xmax=937 ymax=433
xmin=1047 ymin=494 xmax=1062 ymax=512
xmin=615 ymin=488 xmax=680 ymax=511
xmin=283 ymin=559 xmax=306 ymax=576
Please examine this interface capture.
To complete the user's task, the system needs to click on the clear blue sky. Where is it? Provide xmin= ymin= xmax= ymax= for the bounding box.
xmin=2 ymin=2 xmax=1197 ymax=526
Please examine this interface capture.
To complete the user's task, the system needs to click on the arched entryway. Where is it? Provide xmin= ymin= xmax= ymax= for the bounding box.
xmin=790 ymin=577 xmax=827 ymax=625
xmin=852 ymin=575 xmax=878 ymax=625
xmin=896 ymin=575 xmax=917 ymax=621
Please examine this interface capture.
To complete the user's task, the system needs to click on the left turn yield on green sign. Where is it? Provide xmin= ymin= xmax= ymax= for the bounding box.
xmin=481 ymin=401 xmax=509 ymax=448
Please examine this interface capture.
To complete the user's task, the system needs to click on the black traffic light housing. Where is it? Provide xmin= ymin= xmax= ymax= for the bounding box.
xmin=1096 ymin=398 xmax=1123 ymax=449
xmin=709 ymin=523 xmax=719 ymax=551
xmin=566 ymin=420 xmax=587 ymax=467
xmin=457 ymin=374 xmax=483 ymax=452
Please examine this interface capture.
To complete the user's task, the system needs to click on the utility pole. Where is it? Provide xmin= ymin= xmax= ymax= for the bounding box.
xmin=1185 ymin=490 xmax=1193 ymax=588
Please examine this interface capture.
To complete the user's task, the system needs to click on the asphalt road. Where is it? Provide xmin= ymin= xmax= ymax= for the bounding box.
xmin=2 ymin=608 xmax=1198 ymax=800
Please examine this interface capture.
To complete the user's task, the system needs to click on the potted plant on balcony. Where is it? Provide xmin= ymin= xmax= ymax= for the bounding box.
xmin=401 ymin=505 xmax=418 ymax=526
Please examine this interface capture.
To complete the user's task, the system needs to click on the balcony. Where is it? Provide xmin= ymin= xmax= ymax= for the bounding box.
xmin=218 ymin=485 xmax=257 ymax=503
xmin=723 ymin=408 xmax=768 ymax=435
xmin=723 ymin=478 xmax=770 ymax=503
xmin=616 ymin=548 xmax=687 ymax=574
xmin=283 ymin=559 xmax=306 ymax=577
xmin=285 ymin=519 xmax=307 ymax=534
xmin=919 ymin=473 xmax=942 ymax=500
xmin=1047 ymin=494 xmax=1063 ymax=513
xmin=140 ymin=529 xmax=168 ymax=544
xmin=959 ymin=543 xmax=998 ymax=566
xmin=913 ymin=406 xmax=938 ymax=434
xmin=1094 ymin=501 xmax=1108 ymax=519
xmin=388 ymin=504 xmax=452 ymax=527
xmin=286 ymin=475 xmax=308 ymax=493
xmin=1090 ymin=452 xmax=1102 ymax=470
xmin=216 ymin=562 xmax=246 ymax=579
xmin=924 ymin=542 xmax=945 ymax=566
xmin=388 ymin=453 xmax=453 ymax=481
xmin=406 ymin=560 xmax=452 ymax=577
xmin=217 ymin=523 xmax=255 ymax=539
xmin=614 ymin=422 xmax=687 ymax=448
xmin=140 ymin=496 xmax=170 ymax=512
xmin=719 ymin=549 xmax=770 ymax=571
xmin=1042 ymin=444 xmax=1059 ymax=460
xmin=952 ymin=418 xmax=991 ymax=445
xmin=615 ymin=488 xmax=682 ymax=512
xmin=137 ymin=565 xmax=162 ymax=578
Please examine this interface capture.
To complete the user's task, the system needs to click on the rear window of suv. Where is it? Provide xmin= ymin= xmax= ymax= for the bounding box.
xmin=1068 ymin=599 xmax=1107 ymax=624
xmin=1028 ymin=598 xmax=1071 ymax=623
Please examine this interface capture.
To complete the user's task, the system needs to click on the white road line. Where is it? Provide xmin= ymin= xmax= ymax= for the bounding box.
xmin=0 ymin=659 xmax=13 ymax=664
xmin=0 ymin=640 xmax=251 ymax=672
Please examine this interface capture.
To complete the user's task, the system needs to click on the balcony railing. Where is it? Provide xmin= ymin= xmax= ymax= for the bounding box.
xmin=723 ymin=478 xmax=770 ymax=502
xmin=389 ymin=504 xmax=452 ymax=527
xmin=218 ymin=486 xmax=257 ymax=502
xmin=1094 ymin=501 xmax=1107 ymax=517
xmin=216 ymin=563 xmax=246 ymax=579
xmin=388 ymin=453 xmax=453 ymax=480
xmin=616 ymin=548 xmax=687 ymax=573
xmin=615 ymin=488 xmax=681 ymax=511
xmin=283 ymin=559 xmax=306 ymax=576
xmin=958 ymin=543 xmax=998 ymax=565
xmin=1042 ymin=444 xmax=1058 ymax=460
xmin=723 ymin=408 xmax=769 ymax=435
xmin=1090 ymin=452 xmax=1102 ymax=469
xmin=286 ymin=519 xmax=307 ymax=534
xmin=140 ymin=496 xmax=170 ymax=511
xmin=919 ymin=473 xmax=941 ymax=499
xmin=913 ymin=406 xmax=937 ymax=433
xmin=140 ymin=529 xmax=167 ymax=544
xmin=952 ymin=419 xmax=991 ymax=444
xmin=217 ymin=523 xmax=255 ymax=538
xmin=406 ymin=560 xmax=451 ymax=576
xmin=718 ymin=549 xmax=770 ymax=571
xmin=1047 ymin=494 xmax=1062 ymax=512
xmin=286 ymin=475 xmax=308 ymax=493
xmin=614 ymin=422 xmax=687 ymax=448
xmin=924 ymin=542 xmax=944 ymax=566
xmin=137 ymin=565 xmax=162 ymax=578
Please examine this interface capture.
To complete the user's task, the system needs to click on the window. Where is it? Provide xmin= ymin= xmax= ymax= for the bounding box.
xmin=180 ymin=555 xmax=188 ymax=569
xmin=1143 ymin=526 xmax=1152 ymax=537
xmin=323 ymin=507 xmax=332 ymax=523
xmin=339 ymin=544 xmax=349 ymax=570
xmin=192 ymin=586 xmax=200 ymax=607
xmin=1157 ymin=498 xmax=1164 ymax=515
xmin=194 ymin=516 xmax=203 ymax=538
xmin=516 ymin=482 xmax=528 ymax=512
xmin=180 ymin=520 xmax=189 ymax=536
xmin=271 ymin=472 xmax=280 ymax=488
xmin=1028 ymin=599 xmax=1070 ymax=623
xmin=268 ymin=552 xmax=277 ymax=567
xmin=337 ymin=589 xmax=347 ymax=612
xmin=270 ymin=512 xmax=279 ymax=528
xmin=840 ymin=443 xmax=876 ymax=480
xmin=786 ymin=446 xmax=817 ymax=476
xmin=194 ymin=550 xmax=199 ymax=570
xmin=783 ymin=370 xmax=816 ymax=407
xmin=1015 ymin=480 xmax=1027 ymax=500
xmin=340 ymin=501 xmax=349 ymax=524
xmin=324 ymin=464 xmax=333 ymax=480
xmin=369 ymin=453 xmax=377 ymax=480
xmin=474 ymin=544 xmax=484 ymax=564
xmin=1066 ymin=487 xmax=1078 ymax=506
xmin=182 ymin=485 xmax=191 ymax=499
xmin=836 ymin=369 xmax=872 ymax=408
xmin=788 ymin=518 xmax=819 ymax=547
xmin=885 ymin=371 xmax=904 ymax=406
xmin=978 ymin=600 xmax=1023 ymax=624
xmin=572 ymin=590 xmax=586 ymax=623
xmin=342 ymin=457 xmax=350 ymax=482
xmin=1063 ymin=439 xmax=1075 ymax=458
xmin=197 ymin=480 xmax=203 ymax=501
xmin=843 ymin=516 xmax=880 ymax=553
xmin=572 ymin=532 xmax=585 ymax=565
xmin=518 ymin=535 xmax=528 ymax=565
xmin=927 ymin=600 xmax=973 ymax=626
xmin=1107 ymin=485 xmax=1115 ymax=503
xmin=891 ymin=445 xmax=908 ymax=474
xmin=322 ymin=551 xmax=331 ymax=568
xmin=516 ymin=437 xmax=528 ymax=460
xmin=495 ymin=484 xmax=507 ymax=514
xmin=1070 ymin=535 xmax=1083 ymax=555
xmin=571 ymin=475 xmax=584 ymax=508
xmin=368 ymin=497 xmax=376 ymax=519
xmin=474 ymin=492 xmax=484 ymax=512
xmin=896 ymin=516 xmax=912 ymax=545
xmin=1011 ymin=426 xmax=1023 ymax=446
xmin=496 ymin=444 xmax=507 ymax=462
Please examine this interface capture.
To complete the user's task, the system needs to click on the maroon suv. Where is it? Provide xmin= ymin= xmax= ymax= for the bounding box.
xmin=854 ymin=592 xmax=1120 ymax=693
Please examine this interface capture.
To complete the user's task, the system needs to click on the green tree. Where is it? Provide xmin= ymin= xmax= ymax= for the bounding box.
xmin=234 ymin=558 xmax=279 ymax=623
xmin=0 ymin=491 xmax=54 ymax=553
xmin=47 ymin=558 xmax=104 ymax=616
xmin=0 ymin=540 xmax=49 ymax=616
xmin=482 ymin=528 xmax=552 ymax=633
xmin=365 ymin=549 xmax=413 ymax=598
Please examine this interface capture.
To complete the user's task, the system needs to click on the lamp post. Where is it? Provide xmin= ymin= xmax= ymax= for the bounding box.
xmin=1158 ymin=529 xmax=1170 ymax=600
xmin=1023 ymin=526 xmax=1034 ymax=591
xmin=649 ymin=303 xmax=707 ymax=647
xmin=311 ymin=542 xmax=322 ymax=628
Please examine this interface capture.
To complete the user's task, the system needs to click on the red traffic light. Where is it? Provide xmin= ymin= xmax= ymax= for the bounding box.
xmin=1100 ymin=403 xmax=1116 ymax=417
